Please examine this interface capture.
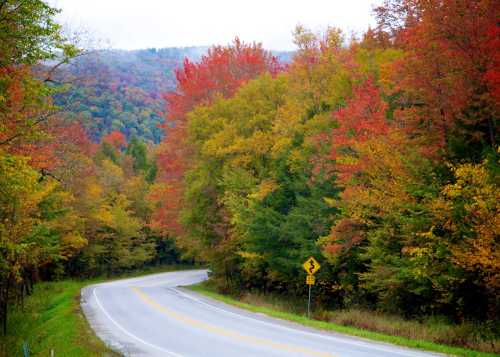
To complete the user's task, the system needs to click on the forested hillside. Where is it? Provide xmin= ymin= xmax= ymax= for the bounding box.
xmin=52 ymin=48 xmax=292 ymax=143
xmin=53 ymin=47 xmax=207 ymax=143
xmin=0 ymin=0 xmax=498 ymax=352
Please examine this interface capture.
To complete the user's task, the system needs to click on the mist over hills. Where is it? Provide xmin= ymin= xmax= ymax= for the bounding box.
xmin=55 ymin=47 xmax=292 ymax=143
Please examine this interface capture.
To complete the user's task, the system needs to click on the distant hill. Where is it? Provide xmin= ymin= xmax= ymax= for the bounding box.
xmin=55 ymin=47 xmax=292 ymax=143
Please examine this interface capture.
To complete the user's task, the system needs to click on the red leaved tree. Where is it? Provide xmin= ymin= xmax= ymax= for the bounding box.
xmin=102 ymin=130 xmax=127 ymax=149
xmin=377 ymin=0 xmax=499 ymax=150
xmin=331 ymin=79 xmax=390 ymax=183
xmin=152 ymin=38 xmax=280 ymax=236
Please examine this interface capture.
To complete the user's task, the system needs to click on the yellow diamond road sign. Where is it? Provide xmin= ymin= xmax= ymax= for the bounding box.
xmin=303 ymin=256 xmax=321 ymax=275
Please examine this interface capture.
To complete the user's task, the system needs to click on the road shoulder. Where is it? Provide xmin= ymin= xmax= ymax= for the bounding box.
xmin=185 ymin=283 xmax=494 ymax=357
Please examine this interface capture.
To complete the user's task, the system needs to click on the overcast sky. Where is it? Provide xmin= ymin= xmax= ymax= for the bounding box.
xmin=48 ymin=0 xmax=382 ymax=51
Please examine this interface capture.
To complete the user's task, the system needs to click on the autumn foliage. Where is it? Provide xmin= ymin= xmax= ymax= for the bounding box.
xmin=153 ymin=39 xmax=280 ymax=236
xmin=102 ymin=130 xmax=127 ymax=149
xmin=0 ymin=1 xmax=180 ymax=334
xmin=153 ymin=0 xmax=499 ymax=341
xmin=0 ymin=0 xmax=498 ymax=349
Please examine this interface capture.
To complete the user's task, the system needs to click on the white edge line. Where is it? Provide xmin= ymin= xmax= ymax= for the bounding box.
xmin=172 ymin=287 xmax=436 ymax=357
xmin=92 ymin=287 xmax=184 ymax=357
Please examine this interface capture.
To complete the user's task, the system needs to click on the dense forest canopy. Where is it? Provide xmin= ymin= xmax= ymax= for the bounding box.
xmin=53 ymin=47 xmax=208 ymax=143
xmin=152 ymin=0 xmax=499 ymax=330
xmin=0 ymin=0 xmax=498 ymax=351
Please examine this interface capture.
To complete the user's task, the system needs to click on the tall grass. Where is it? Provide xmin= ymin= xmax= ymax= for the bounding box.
xmin=0 ymin=280 xmax=117 ymax=357
xmin=314 ymin=309 xmax=499 ymax=354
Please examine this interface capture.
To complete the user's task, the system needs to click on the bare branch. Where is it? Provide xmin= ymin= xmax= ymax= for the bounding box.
xmin=39 ymin=169 xmax=62 ymax=183
xmin=0 ymin=111 xmax=56 ymax=146
xmin=43 ymin=50 xmax=90 ymax=84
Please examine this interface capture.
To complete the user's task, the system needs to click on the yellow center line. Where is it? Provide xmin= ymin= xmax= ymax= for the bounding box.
xmin=131 ymin=287 xmax=337 ymax=357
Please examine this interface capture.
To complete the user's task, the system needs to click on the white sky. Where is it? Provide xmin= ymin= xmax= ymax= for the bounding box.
xmin=49 ymin=0 xmax=382 ymax=51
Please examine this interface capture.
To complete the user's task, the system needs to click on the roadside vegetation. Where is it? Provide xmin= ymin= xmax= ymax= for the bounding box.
xmin=160 ymin=1 xmax=499 ymax=354
xmin=0 ymin=280 xmax=114 ymax=357
xmin=188 ymin=282 xmax=499 ymax=357
xmin=1 ymin=0 xmax=498 ymax=354
xmin=0 ymin=0 xmax=191 ymax=335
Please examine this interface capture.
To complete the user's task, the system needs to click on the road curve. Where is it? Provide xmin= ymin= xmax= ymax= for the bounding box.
xmin=81 ymin=270 xmax=442 ymax=357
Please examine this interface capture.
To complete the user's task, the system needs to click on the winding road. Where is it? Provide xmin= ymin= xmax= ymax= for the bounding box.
xmin=81 ymin=269 xmax=441 ymax=357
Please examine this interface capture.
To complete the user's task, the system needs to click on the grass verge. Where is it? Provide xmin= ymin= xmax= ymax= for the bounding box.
xmin=0 ymin=264 xmax=196 ymax=357
xmin=0 ymin=280 xmax=115 ymax=357
xmin=186 ymin=282 xmax=498 ymax=357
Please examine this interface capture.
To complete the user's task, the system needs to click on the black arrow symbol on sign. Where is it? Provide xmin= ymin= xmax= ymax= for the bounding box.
xmin=309 ymin=260 xmax=315 ymax=274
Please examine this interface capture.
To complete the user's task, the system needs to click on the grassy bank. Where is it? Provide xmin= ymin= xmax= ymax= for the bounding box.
xmin=187 ymin=282 xmax=499 ymax=357
xmin=0 ymin=264 xmax=195 ymax=357
xmin=0 ymin=280 xmax=114 ymax=357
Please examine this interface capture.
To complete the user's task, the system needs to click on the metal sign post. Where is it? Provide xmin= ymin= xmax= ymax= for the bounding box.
xmin=307 ymin=282 xmax=312 ymax=318
xmin=22 ymin=342 xmax=29 ymax=357
xmin=303 ymin=257 xmax=320 ymax=319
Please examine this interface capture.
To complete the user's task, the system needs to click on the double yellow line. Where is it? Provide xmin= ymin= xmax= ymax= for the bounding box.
xmin=131 ymin=287 xmax=337 ymax=357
